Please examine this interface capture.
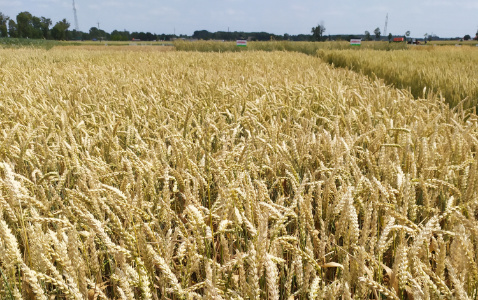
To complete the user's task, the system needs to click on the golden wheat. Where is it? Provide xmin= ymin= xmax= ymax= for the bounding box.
xmin=317 ymin=46 xmax=478 ymax=108
xmin=0 ymin=47 xmax=477 ymax=299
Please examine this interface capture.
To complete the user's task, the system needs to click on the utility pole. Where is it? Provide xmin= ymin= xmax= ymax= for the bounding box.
xmin=97 ymin=22 xmax=102 ymax=41
xmin=72 ymin=0 xmax=79 ymax=31
xmin=383 ymin=13 xmax=388 ymax=37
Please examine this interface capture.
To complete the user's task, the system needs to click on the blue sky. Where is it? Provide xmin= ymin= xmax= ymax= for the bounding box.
xmin=1 ymin=0 xmax=477 ymax=38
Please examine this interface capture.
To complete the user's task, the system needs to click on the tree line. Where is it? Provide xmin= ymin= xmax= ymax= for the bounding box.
xmin=0 ymin=11 xmax=180 ymax=41
xmin=191 ymin=30 xmax=313 ymax=41
xmin=0 ymin=10 xmax=317 ymax=42
xmin=2 ymin=12 xmax=475 ymax=42
xmin=0 ymin=11 xmax=71 ymax=40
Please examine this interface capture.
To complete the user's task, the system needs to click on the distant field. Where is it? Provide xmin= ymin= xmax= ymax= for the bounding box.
xmin=430 ymin=40 xmax=478 ymax=46
xmin=57 ymin=45 xmax=174 ymax=52
xmin=173 ymin=40 xmax=407 ymax=54
xmin=1 ymin=47 xmax=478 ymax=299
xmin=0 ymin=38 xmax=59 ymax=49
xmin=0 ymin=38 xmax=174 ymax=49
xmin=58 ymin=40 xmax=175 ymax=47
xmin=318 ymin=46 xmax=478 ymax=108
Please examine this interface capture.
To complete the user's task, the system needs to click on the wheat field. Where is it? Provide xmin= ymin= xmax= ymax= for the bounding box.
xmin=173 ymin=40 xmax=407 ymax=54
xmin=0 ymin=48 xmax=478 ymax=299
xmin=317 ymin=46 xmax=478 ymax=109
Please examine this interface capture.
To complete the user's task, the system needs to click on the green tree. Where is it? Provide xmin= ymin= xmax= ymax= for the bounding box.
xmin=12 ymin=12 xmax=51 ymax=39
xmin=111 ymin=30 xmax=130 ymax=41
xmin=8 ymin=19 xmax=18 ymax=37
xmin=0 ymin=12 xmax=9 ymax=37
xmin=51 ymin=19 xmax=70 ymax=40
xmin=311 ymin=22 xmax=326 ymax=41
xmin=31 ymin=16 xmax=45 ymax=38
xmin=37 ymin=17 xmax=52 ymax=39
xmin=388 ymin=33 xmax=392 ymax=42
xmin=464 ymin=34 xmax=471 ymax=41
xmin=364 ymin=30 xmax=371 ymax=41
xmin=16 ymin=11 xmax=34 ymax=38
xmin=193 ymin=30 xmax=212 ymax=40
xmin=68 ymin=29 xmax=83 ymax=40
xmin=88 ymin=27 xmax=107 ymax=40
xmin=374 ymin=27 xmax=381 ymax=40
